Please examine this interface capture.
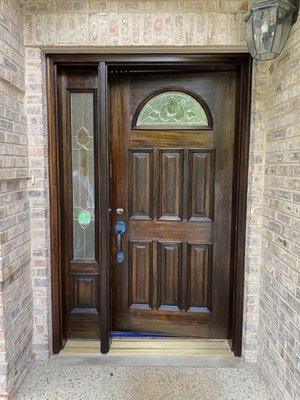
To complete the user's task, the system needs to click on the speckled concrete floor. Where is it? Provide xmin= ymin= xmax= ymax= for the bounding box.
xmin=14 ymin=360 xmax=273 ymax=400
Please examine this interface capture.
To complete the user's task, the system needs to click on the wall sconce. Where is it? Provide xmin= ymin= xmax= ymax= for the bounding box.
xmin=244 ymin=0 xmax=300 ymax=61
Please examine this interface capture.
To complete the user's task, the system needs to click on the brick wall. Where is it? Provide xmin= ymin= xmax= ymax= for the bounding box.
xmin=257 ymin=19 xmax=300 ymax=400
xmin=0 ymin=0 xmax=33 ymax=397
xmin=23 ymin=0 xmax=250 ymax=48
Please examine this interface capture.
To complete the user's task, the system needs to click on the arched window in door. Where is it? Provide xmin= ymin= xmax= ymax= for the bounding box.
xmin=133 ymin=88 xmax=212 ymax=129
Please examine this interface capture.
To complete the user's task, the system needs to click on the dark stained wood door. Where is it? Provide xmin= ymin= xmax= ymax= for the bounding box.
xmin=110 ymin=70 xmax=237 ymax=338
xmin=57 ymin=67 xmax=101 ymax=339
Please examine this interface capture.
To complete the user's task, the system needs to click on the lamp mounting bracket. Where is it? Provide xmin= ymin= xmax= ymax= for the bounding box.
xmin=291 ymin=0 xmax=300 ymax=24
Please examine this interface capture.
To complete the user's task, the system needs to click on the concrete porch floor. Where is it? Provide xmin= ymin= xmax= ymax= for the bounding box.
xmin=14 ymin=356 xmax=274 ymax=400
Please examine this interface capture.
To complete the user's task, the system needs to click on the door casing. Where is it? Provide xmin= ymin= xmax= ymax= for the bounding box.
xmin=47 ymin=54 xmax=252 ymax=356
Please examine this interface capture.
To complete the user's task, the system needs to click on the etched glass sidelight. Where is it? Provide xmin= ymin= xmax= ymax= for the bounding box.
xmin=71 ymin=93 xmax=95 ymax=260
xmin=136 ymin=91 xmax=209 ymax=127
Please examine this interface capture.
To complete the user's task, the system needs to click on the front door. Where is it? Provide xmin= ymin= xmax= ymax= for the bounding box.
xmin=51 ymin=55 xmax=251 ymax=354
xmin=110 ymin=69 xmax=237 ymax=338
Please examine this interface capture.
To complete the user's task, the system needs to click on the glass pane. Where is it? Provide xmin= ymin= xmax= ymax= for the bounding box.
xmin=136 ymin=91 xmax=209 ymax=127
xmin=71 ymin=93 xmax=95 ymax=260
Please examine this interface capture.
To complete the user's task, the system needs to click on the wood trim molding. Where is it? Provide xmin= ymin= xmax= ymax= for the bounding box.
xmin=231 ymin=57 xmax=252 ymax=356
xmin=47 ymin=57 xmax=64 ymax=354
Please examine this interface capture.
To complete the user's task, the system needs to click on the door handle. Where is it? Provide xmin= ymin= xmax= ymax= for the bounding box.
xmin=114 ymin=221 xmax=126 ymax=263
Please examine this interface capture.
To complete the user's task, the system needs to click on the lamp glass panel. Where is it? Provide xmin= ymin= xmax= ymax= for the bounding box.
xmin=246 ymin=17 xmax=257 ymax=56
xmin=252 ymin=7 xmax=277 ymax=56
xmin=271 ymin=7 xmax=294 ymax=55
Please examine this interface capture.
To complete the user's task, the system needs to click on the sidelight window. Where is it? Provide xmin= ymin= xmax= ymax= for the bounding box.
xmin=71 ymin=92 xmax=95 ymax=260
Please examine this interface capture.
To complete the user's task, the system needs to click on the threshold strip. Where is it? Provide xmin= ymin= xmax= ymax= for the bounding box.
xmin=61 ymin=338 xmax=233 ymax=357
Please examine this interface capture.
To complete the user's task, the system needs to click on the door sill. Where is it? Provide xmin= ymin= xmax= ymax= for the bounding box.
xmin=60 ymin=338 xmax=233 ymax=357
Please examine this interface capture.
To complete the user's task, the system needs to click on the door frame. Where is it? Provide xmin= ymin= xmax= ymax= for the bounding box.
xmin=47 ymin=54 xmax=252 ymax=356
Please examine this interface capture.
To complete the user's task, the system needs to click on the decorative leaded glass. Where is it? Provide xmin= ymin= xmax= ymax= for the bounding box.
xmin=78 ymin=210 xmax=92 ymax=228
xmin=136 ymin=91 xmax=209 ymax=127
xmin=71 ymin=93 xmax=95 ymax=260
xmin=76 ymin=127 xmax=90 ymax=147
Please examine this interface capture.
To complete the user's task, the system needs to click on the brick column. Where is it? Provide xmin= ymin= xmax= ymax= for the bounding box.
xmin=25 ymin=48 xmax=52 ymax=360
xmin=242 ymin=61 xmax=270 ymax=362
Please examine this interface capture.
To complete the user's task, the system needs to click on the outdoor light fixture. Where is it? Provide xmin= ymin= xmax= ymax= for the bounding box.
xmin=244 ymin=0 xmax=300 ymax=61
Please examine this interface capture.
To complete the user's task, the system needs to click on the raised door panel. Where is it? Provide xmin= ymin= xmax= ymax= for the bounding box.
xmin=158 ymin=241 xmax=182 ymax=311
xmin=129 ymin=241 xmax=153 ymax=310
xmin=129 ymin=150 xmax=153 ymax=220
xmin=69 ymin=273 xmax=100 ymax=338
xmin=188 ymin=151 xmax=215 ymax=221
xmin=187 ymin=244 xmax=212 ymax=313
xmin=158 ymin=150 xmax=183 ymax=221
xmin=71 ymin=274 xmax=99 ymax=311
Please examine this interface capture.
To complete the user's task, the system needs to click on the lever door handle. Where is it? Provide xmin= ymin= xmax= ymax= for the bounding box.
xmin=116 ymin=230 xmax=122 ymax=253
xmin=114 ymin=221 xmax=126 ymax=263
